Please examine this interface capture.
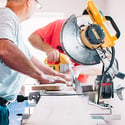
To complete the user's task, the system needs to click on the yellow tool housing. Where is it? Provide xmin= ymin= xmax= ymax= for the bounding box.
xmin=44 ymin=53 xmax=71 ymax=72
xmin=86 ymin=0 xmax=120 ymax=48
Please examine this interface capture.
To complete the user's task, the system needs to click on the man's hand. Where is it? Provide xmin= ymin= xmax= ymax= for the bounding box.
xmin=39 ymin=73 xmax=70 ymax=84
xmin=57 ymin=72 xmax=72 ymax=82
xmin=46 ymin=48 xmax=60 ymax=63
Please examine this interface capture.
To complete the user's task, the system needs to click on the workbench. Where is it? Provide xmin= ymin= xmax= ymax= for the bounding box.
xmin=23 ymin=86 xmax=97 ymax=125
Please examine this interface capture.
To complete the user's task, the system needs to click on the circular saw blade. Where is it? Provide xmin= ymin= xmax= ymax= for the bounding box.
xmin=60 ymin=15 xmax=101 ymax=65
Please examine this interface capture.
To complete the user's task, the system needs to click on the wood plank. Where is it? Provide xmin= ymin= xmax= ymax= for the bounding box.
xmin=26 ymin=87 xmax=96 ymax=125
xmin=32 ymin=83 xmax=67 ymax=91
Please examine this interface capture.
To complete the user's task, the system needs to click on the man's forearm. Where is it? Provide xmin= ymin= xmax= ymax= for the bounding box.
xmin=0 ymin=39 xmax=42 ymax=80
xmin=31 ymin=56 xmax=71 ymax=83
xmin=31 ymin=56 xmax=58 ymax=76
xmin=28 ymin=33 xmax=52 ymax=53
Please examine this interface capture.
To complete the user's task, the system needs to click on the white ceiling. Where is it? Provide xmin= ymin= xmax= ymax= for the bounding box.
xmin=37 ymin=0 xmax=109 ymax=18
xmin=0 ymin=0 xmax=108 ymax=18
xmin=0 ymin=0 xmax=6 ymax=6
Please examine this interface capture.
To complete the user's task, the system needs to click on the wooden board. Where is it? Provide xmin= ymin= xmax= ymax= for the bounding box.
xmin=25 ymin=87 xmax=96 ymax=125
xmin=32 ymin=83 xmax=67 ymax=91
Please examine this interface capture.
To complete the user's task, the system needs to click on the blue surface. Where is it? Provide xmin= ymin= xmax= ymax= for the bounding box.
xmin=8 ymin=100 xmax=29 ymax=125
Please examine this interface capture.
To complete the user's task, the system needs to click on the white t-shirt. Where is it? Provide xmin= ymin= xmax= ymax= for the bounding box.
xmin=0 ymin=7 xmax=31 ymax=101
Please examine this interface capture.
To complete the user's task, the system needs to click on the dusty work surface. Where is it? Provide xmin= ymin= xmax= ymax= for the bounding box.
xmin=25 ymin=87 xmax=96 ymax=125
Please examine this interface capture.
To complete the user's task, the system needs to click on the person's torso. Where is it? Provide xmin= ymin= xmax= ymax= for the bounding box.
xmin=0 ymin=8 xmax=31 ymax=101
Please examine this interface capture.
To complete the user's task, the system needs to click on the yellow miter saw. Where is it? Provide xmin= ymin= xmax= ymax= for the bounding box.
xmin=60 ymin=0 xmax=125 ymax=104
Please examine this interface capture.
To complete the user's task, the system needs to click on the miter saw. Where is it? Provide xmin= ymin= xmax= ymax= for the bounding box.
xmin=60 ymin=0 xmax=125 ymax=105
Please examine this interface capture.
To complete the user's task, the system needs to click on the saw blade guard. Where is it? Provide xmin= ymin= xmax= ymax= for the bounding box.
xmin=60 ymin=15 xmax=101 ymax=65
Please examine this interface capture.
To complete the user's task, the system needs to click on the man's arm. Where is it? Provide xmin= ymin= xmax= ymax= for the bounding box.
xmin=28 ymin=33 xmax=59 ymax=62
xmin=31 ymin=56 xmax=71 ymax=82
xmin=28 ymin=33 xmax=51 ymax=52
xmin=0 ymin=39 xmax=69 ymax=84
xmin=0 ymin=39 xmax=41 ymax=78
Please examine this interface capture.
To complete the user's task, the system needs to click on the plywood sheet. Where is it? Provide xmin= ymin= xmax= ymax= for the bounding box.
xmin=32 ymin=83 xmax=67 ymax=91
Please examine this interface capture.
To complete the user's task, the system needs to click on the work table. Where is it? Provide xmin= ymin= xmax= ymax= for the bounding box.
xmin=23 ymin=86 xmax=96 ymax=125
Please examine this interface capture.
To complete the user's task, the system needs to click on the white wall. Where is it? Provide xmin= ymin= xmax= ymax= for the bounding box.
xmin=105 ymin=0 xmax=125 ymax=73
xmin=0 ymin=0 xmax=6 ymax=6
xmin=37 ymin=0 xmax=108 ymax=17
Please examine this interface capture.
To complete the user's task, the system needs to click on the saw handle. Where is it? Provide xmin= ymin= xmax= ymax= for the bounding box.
xmin=105 ymin=16 xmax=120 ymax=39
xmin=44 ymin=58 xmax=59 ymax=64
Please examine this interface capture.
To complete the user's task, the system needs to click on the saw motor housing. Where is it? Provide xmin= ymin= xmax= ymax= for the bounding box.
xmin=86 ymin=0 xmax=120 ymax=48
xmin=80 ymin=24 xmax=105 ymax=49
